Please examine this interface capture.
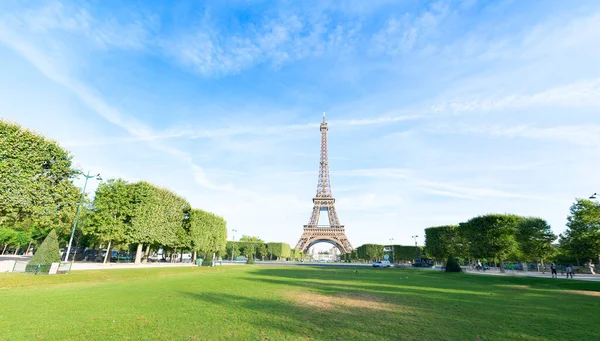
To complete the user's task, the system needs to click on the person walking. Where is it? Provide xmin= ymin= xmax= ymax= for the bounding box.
xmin=565 ymin=265 xmax=573 ymax=279
xmin=550 ymin=263 xmax=557 ymax=278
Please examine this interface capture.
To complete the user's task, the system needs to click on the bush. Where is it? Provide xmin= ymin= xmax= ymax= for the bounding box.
xmin=246 ymin=256 xmax=255 ymax=264
xmin=201 ymin=260 xmax=213 ymax=267
xmin=28 ymin=229 xmax=61 ymax=265
xmin=445 ymin=256 xmax=462 ymax=272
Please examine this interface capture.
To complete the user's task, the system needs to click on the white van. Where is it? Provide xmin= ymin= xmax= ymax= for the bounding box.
xmin=372 ymin=260 xmax=391 ymax=268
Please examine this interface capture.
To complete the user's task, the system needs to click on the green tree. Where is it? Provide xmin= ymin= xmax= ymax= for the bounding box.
xmin=127 ymin=182 xmax=191 ymax=263
xmin=390 ymin=245 xmax=423 ymax=262
xmin=87 ymin=179 xmax=133 ymax=263
xmin=356 ymin=244 xmax=384 ymax=261
xmin=0 ymin=120 xmax=80 ymax=238
xmin=561 ymin=199 xmax=600 ymax=265
xmin=424 ymin=225 xmax=459 ymax=262
xmin=0 ymin=227 xmax=17 ymax=254
xmin=515 ymin=217 xmax=557 ymax=270
xmin=28 ymin=229 xmax=60 ymax=265
xmin=256 ymin=243 xmax=268 ymax=260
xmin=239 ymin=235 xmax=264 ymax=243
xmin=458 ymin=214 xmax=523 ymax=272
xmin=266 ymin=242 xmax=291 ymax=260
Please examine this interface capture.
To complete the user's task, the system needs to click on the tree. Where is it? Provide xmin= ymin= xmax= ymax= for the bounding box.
xmin=239 ymin=235 xmax=264 ymax=243
xmin=424 ymin=225 xmax=459 ymax=262
xmin=256 ymin=243 xmax=268 ymax=260
xmin=0 ymin=227 xmax=17 ymax=254
xmin=458 ymin=214 xmax=523 ymax=272
xmin=561 ymin=199 xmax=600 ymax=265
xmin=28 ymin=229 xmax=60 ymax=265
xmin=266 ymin=243 xmax=291 ymax=260
xmin=126 ymin=182 xmax=191 ymax=263
xmin=515 ymin=217 xmax=557 ymax=270
xmin=87 ymin=179 xmax=133 ymax=263
xmin=391 ymin=245 xmax=424 ymax=262
xmin=356 ymin=244 xmax=384 ymax=261
xmin=0 ymin=120 xmax=80 ymax=238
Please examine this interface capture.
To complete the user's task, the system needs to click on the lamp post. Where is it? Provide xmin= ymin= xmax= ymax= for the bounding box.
xmin=64 ymin=170 xmax=102 ymax=262
xmin=588 ymin=193 xmax=599 ymax=269
xmin=411 ymin=235 xmax=419 ymax=265
xmin=389 ymin=238 xmax=395 ymax=264
xmin=231 ymin=229 xmax=238 ymax=261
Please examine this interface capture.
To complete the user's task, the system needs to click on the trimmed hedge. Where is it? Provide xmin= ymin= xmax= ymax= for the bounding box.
xmin=28 ymin=229 xmax=61 ymax=265
xmin=445 ymin=256 xmax=462 ymax=272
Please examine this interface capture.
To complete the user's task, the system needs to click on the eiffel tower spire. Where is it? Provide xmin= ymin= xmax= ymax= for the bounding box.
xmin=295 ymin=114 xmax=353 ymax=254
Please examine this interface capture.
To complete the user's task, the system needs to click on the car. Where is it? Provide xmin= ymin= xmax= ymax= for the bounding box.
xmin=373 ymin=260 xmax=391 ymax=268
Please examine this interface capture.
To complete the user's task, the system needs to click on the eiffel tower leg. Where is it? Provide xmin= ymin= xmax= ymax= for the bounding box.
xmin=327 ymin=205 xmax=340 ymax=227
xmin=307 ymin=205 xmax=319 ymax=226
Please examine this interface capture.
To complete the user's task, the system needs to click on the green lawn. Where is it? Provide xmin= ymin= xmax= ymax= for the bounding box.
xmin=1 ymin=266 xmax=599 ymax=341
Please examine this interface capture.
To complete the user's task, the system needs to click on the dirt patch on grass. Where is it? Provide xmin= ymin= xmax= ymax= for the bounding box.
xmin=286 ymin=291 xmax=399 ymax=312
xmin=497 ymin=284 xmax=531 ymax=290
xmin=565 ymin=290 xmax=600 ymax=297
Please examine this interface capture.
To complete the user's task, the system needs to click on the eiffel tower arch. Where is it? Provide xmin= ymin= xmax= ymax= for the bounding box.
xmin=295 ymin=114 xmax=353 ymax=254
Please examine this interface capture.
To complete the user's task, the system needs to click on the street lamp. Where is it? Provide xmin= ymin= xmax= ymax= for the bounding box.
xmin=411 ymin=235 xmax=419 ymax=265
xmin=231 ymin=229 xmax=238 ymax=261
xmin=64 ymin=170 xmax=102 ymax=262
xmin=389 ymin=238 xmax=395 ymax=264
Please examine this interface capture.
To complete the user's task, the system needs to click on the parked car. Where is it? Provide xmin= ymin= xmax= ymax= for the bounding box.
xmin=373 ymin=260 xmax=391 ymax=268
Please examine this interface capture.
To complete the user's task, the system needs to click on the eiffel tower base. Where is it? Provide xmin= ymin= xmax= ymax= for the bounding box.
xmin=295 ymin=227 xmax=353 ymax=254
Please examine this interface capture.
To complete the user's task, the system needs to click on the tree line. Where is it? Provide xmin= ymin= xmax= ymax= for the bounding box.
xmin=224 ymin=235 xmax=305 ymax=262
xmin=424 ymin=201 xmax=600 ymax=272
xmin=341 ymin=244 xmax=424 ymax=262
xmin=0 ymin=120 xmax=227 ymax=262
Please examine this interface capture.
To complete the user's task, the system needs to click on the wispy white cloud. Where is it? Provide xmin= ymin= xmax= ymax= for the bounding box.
xmin=2 ymin=2 xmax=155 ymax=51
xmin=160 ymin=11 xmax=362 ymax=77
xmin=429 ymin=78 xmax=600 ymax=114
xmin=455 ymin=124 xmax=600 ymax=148
xmin=370 ymin=0 xmax=451 ymax=56
xmin=0 ymin=12 xmax=229 ymax=192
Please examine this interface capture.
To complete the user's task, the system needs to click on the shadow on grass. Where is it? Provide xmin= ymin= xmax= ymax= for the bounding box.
xmin=224 ymin=267 xmax=600 ymax=340
xmin=181 ymin=291 xmax=431 ymax=341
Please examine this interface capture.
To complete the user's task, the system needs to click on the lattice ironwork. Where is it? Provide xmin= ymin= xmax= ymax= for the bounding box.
xmin=295 ymin=114 xmax=353 ymax=254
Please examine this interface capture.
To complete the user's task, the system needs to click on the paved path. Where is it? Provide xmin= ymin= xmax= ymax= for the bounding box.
xmin=463 ymin=268 xmax=600 ymax=282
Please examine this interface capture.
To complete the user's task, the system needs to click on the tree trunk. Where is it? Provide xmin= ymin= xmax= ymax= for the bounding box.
xmin=13 ymin=246 xmax=19 ymax=255
xmin=135 ymin=243 xmax=143 ymax=264
xmin=103 ymin=240 xmax=112 ymax=264
xmin=2 ymin=244 xmax=7 ymax=255
xmin=143 ymin=245 xmax=150 ymax=263
xmin=192 ymin=251 xmax=197 ymax=264
xmin=212 ymin=252 xmax=216 ymax=267
xmin=499 ymin=259 xmax=505 ymax=273
xmin=180 ymin=249 xmax=183 ymax=263
xmin=540 ymin=259 xmax=545 ymax=273
xmin=173 ymin=247 xmax=177 ymax=263
xmin=26 ymin=239 xmax=33 ymax=256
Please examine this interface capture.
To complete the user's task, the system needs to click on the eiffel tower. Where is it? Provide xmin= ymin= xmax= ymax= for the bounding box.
xmin=295 ymin=114 xmax=353 ymax=254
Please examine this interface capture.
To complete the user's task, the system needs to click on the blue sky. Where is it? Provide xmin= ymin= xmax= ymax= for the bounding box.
xmin=1 ymin=0 xmax=600 ymax=250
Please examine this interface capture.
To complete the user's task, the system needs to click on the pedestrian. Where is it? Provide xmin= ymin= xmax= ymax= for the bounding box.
xmin=565 ymin=265 xmax=573 ymax=279
xmin=550 ymin=263 xmax=557 ymax=278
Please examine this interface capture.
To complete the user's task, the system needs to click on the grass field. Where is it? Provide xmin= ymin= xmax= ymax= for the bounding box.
xmin=1 ymin=266 xmax=599 ymax=341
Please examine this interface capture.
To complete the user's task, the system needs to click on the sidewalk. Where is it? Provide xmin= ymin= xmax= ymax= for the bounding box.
xmin=465 ymin=268 xmax=600 ymax=282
